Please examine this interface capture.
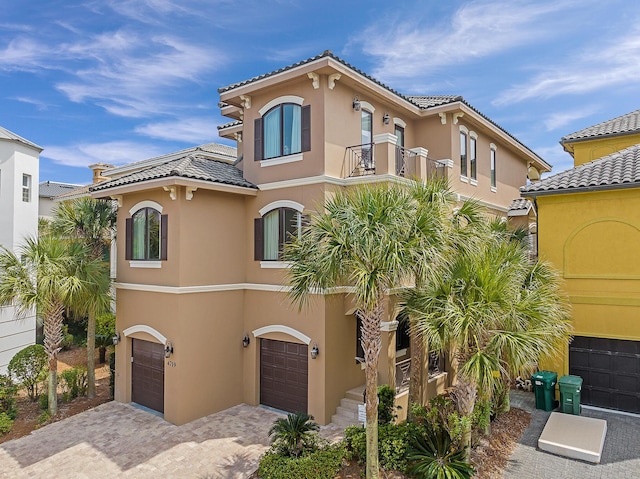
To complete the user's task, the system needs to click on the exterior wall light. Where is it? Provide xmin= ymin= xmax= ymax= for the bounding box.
xmin=310 ymin=343 xmax=319 ymax=359
xmin=242 ymin=334 xmax=251 ymax=348
xmin=112 ymin=331 xmax=121 ymax=346
xmin=382 ymin=112 xmax=390 ymax=125
xmin=352 ymin=96 xmax=361 ymax=111
xmin=164 ymin=341 xmax=174 ymax=358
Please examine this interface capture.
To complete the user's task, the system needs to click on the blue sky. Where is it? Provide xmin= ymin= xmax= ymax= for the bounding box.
xmin=1 ymin=0 xmax=639 ymax=185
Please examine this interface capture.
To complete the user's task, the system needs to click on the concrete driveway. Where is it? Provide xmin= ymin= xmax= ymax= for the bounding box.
xmin=504 ymin=391 xmax=640 ymax=478
xmin=0 ymin=402 xmax=343 ymax=479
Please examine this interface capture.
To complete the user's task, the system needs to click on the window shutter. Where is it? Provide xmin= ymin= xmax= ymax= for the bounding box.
xmin=125 ymin=218 xmax=133 ymax=260
xmin=254 ymin=217 xmax=263 ymax=261
xmin=254 ymin=118 xmax=263 ymax=161
xmin=301 ymin=105 xmax=311 ymax=152
xmin=160 ymin=214 xmax=168 ymax=261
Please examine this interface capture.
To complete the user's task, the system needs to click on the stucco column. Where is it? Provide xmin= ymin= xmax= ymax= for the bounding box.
xmin=374 ymin=133 xmax=398 ymax=175
xmin=409 ymin=147 xmax=429 ymax=181
xmin=379 ymin=320 xmax=398 ymax=389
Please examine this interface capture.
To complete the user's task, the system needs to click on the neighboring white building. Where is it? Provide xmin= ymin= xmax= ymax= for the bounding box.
xmin=0 ymin=126 xmax=40 ymax=373
xmin=39 ymin=181 xmax=81 ymax=219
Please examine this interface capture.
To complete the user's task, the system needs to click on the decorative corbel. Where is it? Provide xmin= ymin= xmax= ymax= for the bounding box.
xmin=185 ymin=187 xmax=197 ymax=201
xmin=307 ymin=72 xmax=320 ymax=89
xmin=452 ymin=112 xmax=464 ymax=124
xmin=233 ymin=132 xmax=243 ymax=143
xmin=438 ymin=112 xmax=447 ymax=125
xmin=328 ymin=73 xmax=341 ymax=90
xmin=163 ymin=186 xmax=177 ymax=201
xmin=240 ymin=95 xmax=251 ymax=109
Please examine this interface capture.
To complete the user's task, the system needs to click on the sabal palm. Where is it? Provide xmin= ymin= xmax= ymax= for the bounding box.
xmin=406 ymin=225 xmax=571 ymax=461
xmin=268 ymin=412 xmax=319 ymax=457
xmin=0 ymin=236 xmax=109 ymax=415
xmin=51 ymin=197 xmax=116 ymax=397
xmin=285 ymin=183 xmax=420 ymax=479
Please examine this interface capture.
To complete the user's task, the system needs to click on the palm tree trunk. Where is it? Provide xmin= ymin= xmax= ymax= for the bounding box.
xmin=452 ymin=377 xmax=477 ymax=463
xmin=87 ymin=311 xmax=96 ymax=398
xmin=407 ymin=330 xmax=424 ymax=419
xmin=359 ymin=303 xmax=383 ymax=479
xmin=43 ymin=302 xmax=65 ymax=416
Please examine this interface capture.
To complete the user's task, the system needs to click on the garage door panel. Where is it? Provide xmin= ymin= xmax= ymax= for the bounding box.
xmin=614 ymin=355 xmax=639 ymax=373
xmin=131 ymin=339 xmax=164 ymax=413
xmin=260 ymin=339 xmax=308 ymax=413
xmin=613 ymin=374 xmax=639 ymax=392
xmin=570 ymin=350 xmax=589 ymax=367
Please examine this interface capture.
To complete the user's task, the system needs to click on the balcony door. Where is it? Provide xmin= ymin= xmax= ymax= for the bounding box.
xmin=361 ymin=109 xmax=373 ymax=170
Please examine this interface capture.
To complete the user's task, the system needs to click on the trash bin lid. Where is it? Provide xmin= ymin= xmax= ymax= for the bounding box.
xmin=559 ymin=375 xmax=583 ymax=386
xmin=532 ymin=370 xmax=558 ymax=382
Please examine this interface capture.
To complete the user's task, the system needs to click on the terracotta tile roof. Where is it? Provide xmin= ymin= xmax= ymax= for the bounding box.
xmin=0 ymin=126 xmax=42 ymax=151
xmin=39 ymin=181 xmax=81 ymax=198
xmin=217 ymin=120 xmax=242 ymax=131
xmin=90 ymin=154 xmax=256 ymax=193
xmin=521 ymin=143 xmax=640 ymax=196
xmin=561 ymin=109 xmax=640 ymax=143
xmin=508 ymin=198 xmax=533 ymax=212
xmin=406 ymin=96 xmax=463 ymax=108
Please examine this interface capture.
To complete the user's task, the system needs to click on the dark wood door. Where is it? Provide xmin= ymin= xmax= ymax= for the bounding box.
xmin=132 ymin=339 xmax=165 ymax=413
xmin=260 ymin=339 xmax=308 ymax=413
xmin=570 ymin=336 xmax=640 ymax=413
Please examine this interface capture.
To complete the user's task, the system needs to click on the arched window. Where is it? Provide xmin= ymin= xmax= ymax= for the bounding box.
xmin=254 ymin=101 xmax=310 ymax=161
xmin=125 ymin=205 xmax=167 ymax=261
xmin=254 ymin=203 xmax=303 ymax=261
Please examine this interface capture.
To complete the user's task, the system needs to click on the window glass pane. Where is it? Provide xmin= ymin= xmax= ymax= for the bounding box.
xmin=491 ymin=149 xmax=496 ymax=187
xmin=283 ymin=208 xmax=300 ymax=243
xmin=394 ymin=126 xmax=404 ymax=147
xmin=283 ymin=104 xmax=301 ymax=156
xmin=22 ymin=174 xmax=30 ymax=202
xmin=460 ymin=132 xmax=467 ymax=177
xmin=132 ymin=210 xmax=146 ymax=260
xmin=147 ymin=209 xmax=160 ymax=260
xmin=263 ymin=210 xmax=279 ymax=260
xmin=361 ymin=110 xmax=372 ymax=145
xmin=470 ymin=137 xmax=477 ymax=179
xmin=263 ymin=108 xmax=281 ymax=159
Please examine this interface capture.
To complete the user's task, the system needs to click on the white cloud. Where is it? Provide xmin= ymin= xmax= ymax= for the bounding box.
xmin=354 ymin=0 xmax=579 ymax=84
xmin=495 ymin=28 xmax=640 ymax=105
xmin=0 ymin=37 xmax=51 ymax=71
xmin=42 ymin=141 xmax=168 ymax=168
xmin=135 ymin=117 xmax=218 ymax=143
xmin=11 ymin=96 xmax=52 ymax=110
xmin=543 ymin=106 xmax=599 ymax=132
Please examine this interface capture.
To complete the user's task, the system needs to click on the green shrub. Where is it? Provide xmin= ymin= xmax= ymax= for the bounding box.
xmin=407 ymin=428 xmax=475 ymax=479
xmin=96 ymin=312 xmax=116 ymax=363
xmin=412 ymin=394 xmax=472 ymax=449
xmin=268 ymin=412 xmax=320 ymax=457
xmin=38 ymin=392 xmax=48 ymax=411
xmin=109 ymin=351 xmax=115 ymax=398
xmin=37 ymin=410 xmax=51 ymax=426
xmin=257 ymin=443 xmax=345 ymax=479
xmin=60 ymin=366 xmax=88 ymax=401
xmin=344 ymin=422 xmax=419 ymax=473
xmin=8 ymin=344 xmax=47 ymax=401
xmin=61 ymin=324 xmax=75 ymax=350
xmin=0 ymin=412 xmax=13 ymax=435
xmin=377 ymin=384 xmax=399 ymax=424
xmin=0 ymin=374 xmax=18 ymax=419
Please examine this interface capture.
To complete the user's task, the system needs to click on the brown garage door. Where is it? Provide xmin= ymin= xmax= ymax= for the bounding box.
xmin=260 ymin=339 xmax=308 ymax=413
xmin=132 ymin=339 xmax=165 ymax=413
xmin=569 ymin=336 xmax=640 ymax=413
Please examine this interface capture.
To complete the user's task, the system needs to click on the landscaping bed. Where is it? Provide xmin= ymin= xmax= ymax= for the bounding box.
xmin=0 ymin=346 xmax=112 ymax=444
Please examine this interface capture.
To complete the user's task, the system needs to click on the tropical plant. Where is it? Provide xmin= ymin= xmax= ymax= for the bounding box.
xmin=406 ymin=220 xmax=572 ymax=460
xmin=95 ymin=312 xmax=115 ymax=363
xmin=60 ymin=366 xmax=88 ymax=401
xmin=377 ymin=384 xmax=398 ymax=425
xmin=258 ymin=443 xmax=345 ymax=479
xmin=51 ymin=197 xmax=116 ymax=398
xmin=268 ymin=412 xmax=320 ymax=457
xmin=8 ymin=344 xmax=47 ymax=401
xmin=0 ymin=374 xmax=18 ymax=419
xmin=407 ymin=428 xmax=475 ymax=479
xmin=0 ymin=235 xmax=110 ymax=416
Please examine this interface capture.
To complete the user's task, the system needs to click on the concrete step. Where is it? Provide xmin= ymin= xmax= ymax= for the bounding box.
xmin=331 ymin=414 xmax=363 ymax=428
xmin=340 ymin=397 xmax=362 ymax=410
xmin=345 ymin=385 xmax=366 ymax=402
xmin=336 ymin=406 xmax=358 ymax=420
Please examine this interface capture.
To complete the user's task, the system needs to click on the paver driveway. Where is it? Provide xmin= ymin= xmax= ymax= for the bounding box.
xmin=0 ymin=401 xmax=343 ymax=479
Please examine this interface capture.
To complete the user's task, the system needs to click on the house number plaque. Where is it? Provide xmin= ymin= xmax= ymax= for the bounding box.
xmin=167 ymin=360 xmax=177 ymax=367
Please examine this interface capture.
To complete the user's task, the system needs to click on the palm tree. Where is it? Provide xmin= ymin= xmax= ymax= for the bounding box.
xmin=285 ymin=183 xmax=420 ymax=479
xmin=268 ymin=412 xmax=320 ymax=457
xmin=51 ymin=197 xmax=116 ymax=398
xmin=0 ymin=236 xmax=109 ymax=415
xmin=405 ymin=222 xmax=571 ymax=461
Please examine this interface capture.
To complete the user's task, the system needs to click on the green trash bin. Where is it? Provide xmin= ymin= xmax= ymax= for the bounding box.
xmin=531 ymin=371 xmax=557 ymax=411
xmin=559 ymin=375 xmax=582 ymax=415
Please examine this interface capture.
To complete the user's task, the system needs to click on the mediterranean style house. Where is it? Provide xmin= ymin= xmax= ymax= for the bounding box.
xmin=91 ymin=51 xmax=550 ymax=426
xmin=0 ymin=126 xmax=40 ymax=374
xmin=522 ymin=108 xmax=640 ymax=414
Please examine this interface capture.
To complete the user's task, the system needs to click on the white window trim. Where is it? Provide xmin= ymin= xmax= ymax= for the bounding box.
xmin=360 ymin=100 xmax=375 ymax=113
xmin=260 ymin=261 xmax=291 ymax=269
xmin=129 ymin=260 xmax=162 ymax=269
xmin=470 ymin=178 xmax=478 ymax=186
xmin=469 ymin=130 xmax=478 ymax=140
xmin=393 ymin=117 xmax=406 ymax=128
xmin=260 ymin=152 xmax=303 ymax=168
xmin=490 ymin=143 xmax=498 ymax=191
xmin=460 ymin=175 xmax=469 ymax=183
xmin=259 ymin=95 xmax=304 ymax=116
xmin=252 ymin=325 xmax=311 ymax=345
xmin=123 ymin=324 xmax=167 ymax=345
xmin=491 ymin=186 xmax=497 ymax=193
xmin=459 ymin=125 xmax=469 ymax=134
xmin=259 ymin=200 xmax=305 ymax=217
xmin=129 ymin=200 xmax=163 ymax=216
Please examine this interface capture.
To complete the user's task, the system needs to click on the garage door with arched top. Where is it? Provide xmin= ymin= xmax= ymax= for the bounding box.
xmin=570 ymin=336 xmax=640 ymax=413
xmin=260 ymin=339 xmax=308 ymax=413
xmin=131 ymin=338 xmax=165 ymax=413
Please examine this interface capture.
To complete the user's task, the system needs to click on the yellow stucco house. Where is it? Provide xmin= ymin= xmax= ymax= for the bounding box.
xmin=521 ymin=108 xmax=640 ymax=414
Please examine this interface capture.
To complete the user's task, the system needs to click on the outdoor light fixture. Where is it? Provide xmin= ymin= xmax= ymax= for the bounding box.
xmin=242 ymin=334 xmax=251 ymax=348
xmin=382 ymin=112 xmax=390 ymax=125
xmin=352 ymin=96 xmax=361 ymax=111
xmin=164 ymin=341 xmax=174 ymax=358
xmin=310 ymin=343 xmax=319 ymax=359
xmin=112 ymin=331 xmax=121 ymax=346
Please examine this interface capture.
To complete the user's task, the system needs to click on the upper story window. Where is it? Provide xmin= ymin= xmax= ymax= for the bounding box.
xmin=125 ymin=202 xmax=167 ymax=262
xmin=254 ymin=201 xmax=304 ymax=262
xmin=22 ymin=174 xmax=31 ymax=202
xmin=254 ymin=98 xmax=310 ymax=161
xmin=490 ymin=143 xmax=497 ymax=189
xmin=469 ymin=133 xmax=477 ymax=181
xmin=460 ymin=130 xmax=468 ymax=178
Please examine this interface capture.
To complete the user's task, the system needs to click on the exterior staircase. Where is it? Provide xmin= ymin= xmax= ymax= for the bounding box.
xmin=331 ymin=385 xmax=365 ymax=428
